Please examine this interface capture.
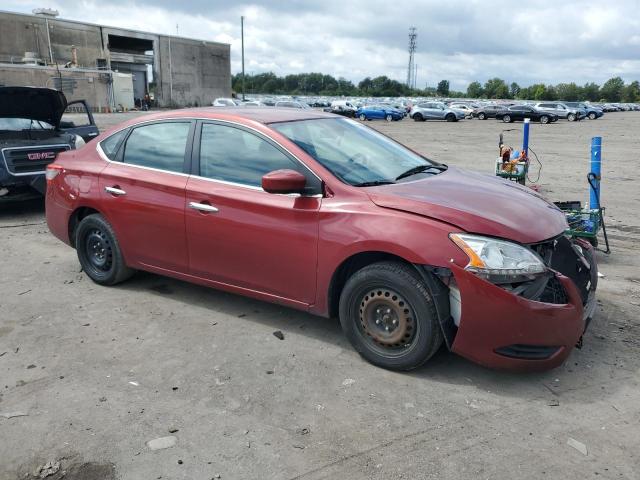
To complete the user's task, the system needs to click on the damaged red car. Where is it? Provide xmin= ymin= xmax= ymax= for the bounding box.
xmin=45 ymin=108 xmax=598 ymax=371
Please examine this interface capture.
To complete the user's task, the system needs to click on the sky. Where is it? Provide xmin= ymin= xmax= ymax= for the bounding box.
xmin=5 ymin=0 xmax=640 ymax=90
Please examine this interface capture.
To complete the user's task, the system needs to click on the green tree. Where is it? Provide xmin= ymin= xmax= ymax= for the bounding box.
xmin=555 ymin=82 xmax=580 ymax=101
xmin=466 ymin=81 xmax=483 ymax=98
xmin=600 ymin=77 xmax=625 ymax=102
xmin=581 ymin=82 xmax=600 ymax=102
xmin=622 ymin=80 xmax=640 ymax=102
xmin=436 ymin=79 xmax=450 ymax=96
xmin=483 ymin=78 xmax=510 ymax=99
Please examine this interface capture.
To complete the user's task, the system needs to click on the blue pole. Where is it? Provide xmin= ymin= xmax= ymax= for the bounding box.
xmin=522 ymin=118 xmax=530 ymax=157
xmin=590 ymin=136 xmax=602 ymax=209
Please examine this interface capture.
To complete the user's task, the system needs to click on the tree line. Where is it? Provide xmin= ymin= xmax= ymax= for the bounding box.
xmin=232 ymin=72 xmax=640 ymax=102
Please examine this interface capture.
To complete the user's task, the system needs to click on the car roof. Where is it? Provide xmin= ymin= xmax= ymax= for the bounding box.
xmin=116 ymin=107 xmax=336 ymax=127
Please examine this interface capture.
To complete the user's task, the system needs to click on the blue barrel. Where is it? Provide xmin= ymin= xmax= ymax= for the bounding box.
xmin=590 ymin=137 xmax=602 ymax=209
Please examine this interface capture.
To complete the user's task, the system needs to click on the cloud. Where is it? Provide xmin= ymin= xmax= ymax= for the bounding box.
xmin=4 ymin=0 xmax=640 ymax=89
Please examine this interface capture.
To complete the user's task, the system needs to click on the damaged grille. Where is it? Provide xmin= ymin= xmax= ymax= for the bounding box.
xmin=2 ymin=145 xmax=70 ymax=175
xmin=528 ymin=235 xmax=595 ymax=306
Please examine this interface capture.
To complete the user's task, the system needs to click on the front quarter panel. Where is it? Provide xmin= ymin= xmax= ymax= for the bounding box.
xmin=313 ymin=195 xmax=468 ymax=316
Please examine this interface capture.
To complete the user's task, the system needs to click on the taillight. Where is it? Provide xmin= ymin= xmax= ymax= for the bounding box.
xmin=46 ymin=164 xmax=64 ymax=182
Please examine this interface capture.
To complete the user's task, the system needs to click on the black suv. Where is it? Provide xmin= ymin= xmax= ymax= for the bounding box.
xmin=0 ymin=87 xmax=99 ymax=200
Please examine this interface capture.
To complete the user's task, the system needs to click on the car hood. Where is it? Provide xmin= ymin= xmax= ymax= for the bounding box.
xmin=0 ymin=87 xmax=67 ymax=128
xmin=366 ymin=166 xmax=568 ymax=244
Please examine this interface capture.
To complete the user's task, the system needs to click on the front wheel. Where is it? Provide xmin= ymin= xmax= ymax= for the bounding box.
xmin=75 ymin=214 xmax=134 ymax=285
xmin=359 ymin=114 xmax=366 ymax=121
xmin=385 ymin=114 xmax=393 ymax=122
xmin=502 ymin=115 xmax=512 ymax=123
xmin=413 ymin=113 xmax=424 ymax=121
xmin=540 ymin=115 xmax=550 ymax=124
xmin=588 ymin=112 xmax=597 ymax=120
xmin=338 ymin=262 xmax=443 ymax=370
xmin=477 ymin=112 xmax=486 ymax=120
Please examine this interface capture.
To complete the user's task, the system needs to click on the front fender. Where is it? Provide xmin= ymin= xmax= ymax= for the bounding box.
xmin=312 ymin=198 xmax=469 ymax=316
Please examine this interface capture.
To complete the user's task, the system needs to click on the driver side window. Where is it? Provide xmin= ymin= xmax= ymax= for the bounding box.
xmin=198 ymin=123 xmax=320 ymax=193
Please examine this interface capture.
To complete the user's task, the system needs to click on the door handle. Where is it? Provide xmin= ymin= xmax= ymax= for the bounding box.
xmin=105 ymin=186 xmax=126 ymax=196
xmin=188 ymin=201 xmax=219 ymax=213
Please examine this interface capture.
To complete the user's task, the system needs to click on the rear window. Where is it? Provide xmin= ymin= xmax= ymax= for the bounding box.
xmin=99 ymin=129 xmax=128 ymax=160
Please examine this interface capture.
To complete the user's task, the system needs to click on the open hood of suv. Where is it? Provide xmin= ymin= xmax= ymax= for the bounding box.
xmin=0 ymin=87 xmax=67 ymax=128
xmin=367 ymin=166 xmax=568 ymax=244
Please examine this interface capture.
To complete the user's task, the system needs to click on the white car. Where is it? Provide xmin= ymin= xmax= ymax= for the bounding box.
xmin=212 ymin=98 xmax=241 ymax=107
xmin=448 ymin=103 xmax=475 ymax=117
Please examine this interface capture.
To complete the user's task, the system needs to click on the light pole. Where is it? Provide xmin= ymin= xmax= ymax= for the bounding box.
xmin=241 ymin=16 xmax=246 ymax=100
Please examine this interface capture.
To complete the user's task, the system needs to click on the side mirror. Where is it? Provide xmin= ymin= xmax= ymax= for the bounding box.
xmin=262 ymin=169 xmax=307 ymax=194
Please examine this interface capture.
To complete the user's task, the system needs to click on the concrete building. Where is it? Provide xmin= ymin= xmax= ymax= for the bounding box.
xmin=0 ymin=9 xmax=231 ymax=109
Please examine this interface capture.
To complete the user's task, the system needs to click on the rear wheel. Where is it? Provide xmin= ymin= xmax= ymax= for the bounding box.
xmin=540 ymin=115 xmax=550 ymax=124
xmin=502 ymin=115 xmax=512 ymax=123
xmin=567 ymin=113 xmax=576 ymax=122
xmin=588 ymin=112 xmax=597 ymax=120
xmin=359 ymin=113 xmax=366 ymax=121
xmin=75 ymin=214 xmax=134 ymax=286
xmin=445 ymin=113 xmax=456 ymax=122
xmin=339 ymin=262 xmax=443 ymax=370
xmin=477 ymin=112 xmax=486 ymax=120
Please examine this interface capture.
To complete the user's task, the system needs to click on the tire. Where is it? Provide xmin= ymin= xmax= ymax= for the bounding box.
xmin=478 ymin=112 xmax=486 ymax=120
xmin=445 ymin=113 xmax=456 ymax=122
xmin=385 ymin=114 xmax=393 ymax=122
xmin=412 ymin=113 xmax=424 ymax=121
xmin=75 ymin=213 xmax=134 ymax=286
xmin=359 ymin=114 xmax=366 ymax=121
xmin=567 ymin=113 xmax=576 ymax=122
xmin=502 ymin=115 xmax=512 ymax=123
xmin=338 ymin=261 xmax=443 ymax=371
xmin=540 ymin=115 xmax=550 ymax=124
xmin=589 ymin=112 xmax=597 ymax=120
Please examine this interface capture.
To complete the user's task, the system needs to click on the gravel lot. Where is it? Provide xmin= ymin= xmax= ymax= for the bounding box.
xmin=1 ymin=111 xmax=639 ymax=480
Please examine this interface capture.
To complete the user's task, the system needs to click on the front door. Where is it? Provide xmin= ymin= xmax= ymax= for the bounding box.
xmin=185 ymin=121 xmax=321 ymax=305
xmin=60 ymin=100 xmax=100 ymax=142
xmin=98 ymin=120 xmax=194 ymax=272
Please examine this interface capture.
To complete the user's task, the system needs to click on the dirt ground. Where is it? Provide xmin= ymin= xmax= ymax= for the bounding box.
xmin=1 ymin=111 xmax=639 ymax=480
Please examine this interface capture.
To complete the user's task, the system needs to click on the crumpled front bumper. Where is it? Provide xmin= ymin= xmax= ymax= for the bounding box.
xmin=449 ymin=263 xmax=586 ymax=371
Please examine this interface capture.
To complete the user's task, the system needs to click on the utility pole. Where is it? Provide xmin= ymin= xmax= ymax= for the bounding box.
xmin=241 ymin=16 xmax=246 ymax=100
xmin=406 ymin=27 xmax=417 ymax=88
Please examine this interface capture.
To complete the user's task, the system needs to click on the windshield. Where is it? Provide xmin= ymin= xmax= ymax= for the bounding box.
xmin=0 ymin=118 xmax=55 ymax=131
xmin=271 ymin=118 xmax=440 ymax=186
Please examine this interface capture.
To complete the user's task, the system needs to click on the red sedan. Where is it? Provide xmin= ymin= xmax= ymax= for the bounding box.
xmin=45 ymin=108 xmax=597 ymax=371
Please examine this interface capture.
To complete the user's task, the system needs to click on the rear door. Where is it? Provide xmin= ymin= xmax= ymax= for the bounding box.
xmin=98 ymin=120 xmax=194 ymax=272
xmin=60 ymin=100 xmax=100 ymax=142
xmin=185 ymin=121 xmax=321 ymax=305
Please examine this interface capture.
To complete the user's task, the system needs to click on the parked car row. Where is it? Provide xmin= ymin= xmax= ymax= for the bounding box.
xmin=212 ymin=96 xmax=639 ymax=127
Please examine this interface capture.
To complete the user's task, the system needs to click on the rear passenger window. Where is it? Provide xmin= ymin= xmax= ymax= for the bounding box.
xmin=198 ymin=123 xmax=301 ymax=187
xmin=123 ymin=122 xmax=191 ymax=173
xmin=100 ymin=129 xmax=127 ymax=160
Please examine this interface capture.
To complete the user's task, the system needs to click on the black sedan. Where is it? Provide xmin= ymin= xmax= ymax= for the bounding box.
xmin=472 ymin=104 xmax=505 ymax=119
xmin=495 ymin=105 xmax=558 ymax=124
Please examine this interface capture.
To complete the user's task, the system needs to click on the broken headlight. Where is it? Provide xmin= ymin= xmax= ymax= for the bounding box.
xmin=449 ymin=233 xmax=546 ymax=284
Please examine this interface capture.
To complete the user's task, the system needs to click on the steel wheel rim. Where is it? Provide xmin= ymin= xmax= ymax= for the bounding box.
xmin=357 ymin=288 xmax=418 ymax=356
xmin=503 ymin=115 xmax=510 ymax=122
xmin=541 ymin=116 xmax=549 ymax=124
xmin=84 ymin=228 xmax=113 ymax=272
